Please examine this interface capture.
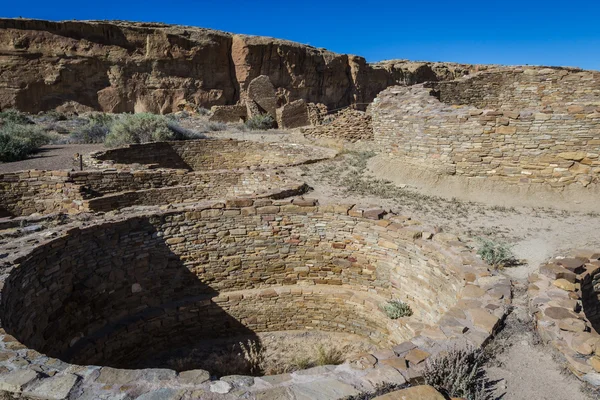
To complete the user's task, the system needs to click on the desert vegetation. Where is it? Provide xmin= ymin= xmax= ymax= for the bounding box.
xmin=0 ymin=110 xmax=50 ymax=161
xmin=476 ymin=238 xmax=517 ymax=269
xmin=380 ymin=299 xmax=413 ymax=319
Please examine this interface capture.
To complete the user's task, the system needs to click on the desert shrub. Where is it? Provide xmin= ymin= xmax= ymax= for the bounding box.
xmin=0 ymin=109 xmax=32 ymax=125
xmin=245 ymin=113 xmax=275 ymax=130
xmin=68 ymin=113 xmax=115 ymax=144
xmin=477 ymin=238 xmax=516 ymax=269
xmin=239 ymin=340 xmax=265 ymax=375
xmin=87 ymin=112 xmax=115 ymax=126
xmin=0 ymin=123 xmax=50 ymax=162
xmin=423 ymin=347 xmax=493 ymax=400
xmin=70 ymin=123 xmax=110 ymax=144
xmin=316 ymin=345 xmax=344 ymax=365
xmin=381 ymin=299 xmax=413 ymax=319
xmin=204 ymin=121 xmax=227 ymax=131
xmin=104 ymin=113 xmax=174 ymax=147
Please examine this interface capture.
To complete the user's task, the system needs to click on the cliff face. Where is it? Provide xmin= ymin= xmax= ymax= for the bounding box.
xmin=0 ymin=18 xmax=475 ymax=114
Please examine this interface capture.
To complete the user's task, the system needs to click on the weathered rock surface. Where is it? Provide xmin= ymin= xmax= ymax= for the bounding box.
xmin=0 ymin=18 xmax=474 ymax=114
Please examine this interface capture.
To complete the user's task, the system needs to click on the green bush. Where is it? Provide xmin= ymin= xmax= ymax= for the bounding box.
xmin=104 ymin=113 xmax=174 ymax=147
xmin=476 ymin=238 xmax=516 ymax=269
xmin=0 ymin=123 xmax=50 ymax=162
xmin=69 ymin=113 xmax=115 ymax=144
xmin=245 ymin=113 xmax=275 ymax=130
xmin=0 ymin=109 xmax=32 ymax=125
xmin=424 ymin=347 xmax=493 ymax=400
xmin=381 ymin=300 xmax=413 ymax=319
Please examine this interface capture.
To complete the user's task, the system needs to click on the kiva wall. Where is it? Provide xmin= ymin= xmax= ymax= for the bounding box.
xmin=1 ymin=202 xmax=466 ymax=367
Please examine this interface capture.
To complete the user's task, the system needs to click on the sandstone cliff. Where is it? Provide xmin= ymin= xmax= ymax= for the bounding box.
xmin=0 ymin=18 xmax=477 ymax=114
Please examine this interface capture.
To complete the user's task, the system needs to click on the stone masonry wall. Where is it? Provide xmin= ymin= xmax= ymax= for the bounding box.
xmin=1 ymin=200 xmax=466 ymax=367
xmin=90 ymin=139 xmax=336 ymax=171
xmin=0 ymin=170 xmax=86 ymax=216
xmin=303 ymin=109 xmax=373 ymax=142
xmin=0 ymin=169 xmax=305 ymax=216
xmin=431 ymin=67 xmax=600 ymax=111
xmin=371 ymin=83 xmax=600 ymax=188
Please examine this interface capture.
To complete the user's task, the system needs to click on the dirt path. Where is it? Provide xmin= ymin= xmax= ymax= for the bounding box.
xmin=0 ymin=144 xmax=104 ymax=173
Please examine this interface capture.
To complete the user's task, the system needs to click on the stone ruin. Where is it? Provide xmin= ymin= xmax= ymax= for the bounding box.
xmin=1 ymin=17 xmax=600 ymax=400
xmin=0 ymin=197 xmax=510 ymax=399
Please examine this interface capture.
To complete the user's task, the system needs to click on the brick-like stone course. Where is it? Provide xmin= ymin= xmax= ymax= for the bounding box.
xmin=0 ymin=199 xmax=510 ymax=399
xmin=371 ymin=68 xmax=600 ymax=188
xmin=303 ymin=108 xmax=373 ymax=142
xmin=87 ymin=139 xmax=336 ymax=171
xmin=528 ymin=251 xmax=600 ymax=387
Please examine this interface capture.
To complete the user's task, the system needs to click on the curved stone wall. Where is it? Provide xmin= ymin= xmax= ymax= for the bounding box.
xmin=528 ymin=250 xmax=600 ymax=389
xmin=0 ymin=139 xmax=332 ymax=216
xmin=87 ymin=139 xmax=336 ymax=171
xmin=0 ymin=199 xmax=510 ymax=399
xmin=430 ymin=67 xmax=600 ymax=111
xmin=371 ymin=69 xmax=600 ymax=189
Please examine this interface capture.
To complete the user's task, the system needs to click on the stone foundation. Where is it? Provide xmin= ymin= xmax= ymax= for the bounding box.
xmin=0 ymin=199 xmax=510 ymax=399
xmin=0 ymin=139 xmax=335 ymax=216
xmin=528 ymin=250 xmax=600 ymax=388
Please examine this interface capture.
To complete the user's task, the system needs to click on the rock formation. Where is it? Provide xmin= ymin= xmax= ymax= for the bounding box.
xmin=0 ymin=18 xmax=477 ymax=114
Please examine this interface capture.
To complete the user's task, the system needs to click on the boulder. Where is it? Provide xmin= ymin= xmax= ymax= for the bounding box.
xmin=209 ymin=105 xmax=247 ymax=123
xmin=247 ymin=75 xmax=278 ymax=119
xmin=276 ymin=99 xmax=310 ymax=129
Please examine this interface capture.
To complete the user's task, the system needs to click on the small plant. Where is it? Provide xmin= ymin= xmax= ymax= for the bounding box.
xmin=381 ymin=299 xmax=413 ymax=319
xmin=239 ymin=340 xmax=265 ymax=375
xmin=0 ymin=109 xmax=32 ymax=124
xmin=291 ymin=356 xmax=313 ymax=370
xmin=245 ymin=113 xmax=275 ymax=130
xmin=316 ymin=344 xmax=345 ymax=365
xmin=476 ymin=238 xmax=516 ymax=269
xmin=104 ymin=113 xmax=174 ymax=147
xmin=0 ymin=122 xmax=50 ymax=162
xmin=423 ymin=347 xmax=493 ymax=400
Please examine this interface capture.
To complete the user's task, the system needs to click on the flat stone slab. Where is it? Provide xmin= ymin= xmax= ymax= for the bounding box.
xmin=288 ymin=379 xmax=361 ymax=399
xmin=24 ymin=373 xmax=78 ymax=400
xmin=0 ymin=369 xmax=38 ymax=392
xmin=373 ymin=385 xmax=445 ymax=399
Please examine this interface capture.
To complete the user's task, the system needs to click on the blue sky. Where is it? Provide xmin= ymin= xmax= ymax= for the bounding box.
xmin=2 ymin=0 xmax=599 ymax=70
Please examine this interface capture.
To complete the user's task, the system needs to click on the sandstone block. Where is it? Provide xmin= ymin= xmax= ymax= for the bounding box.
xmin=209 ymin=105 xmax=247 ymax=123
xmin=373 ymin=385 xmax=445 ymax=400
xmin=247 ymin=75 xmax=277 ymax=119
xmin=276 ymin=99 xmax=310 ymax=129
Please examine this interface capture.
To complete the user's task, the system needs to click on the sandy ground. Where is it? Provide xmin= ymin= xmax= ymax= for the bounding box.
xmin=0 ymin=144 xmax=104 ymax=173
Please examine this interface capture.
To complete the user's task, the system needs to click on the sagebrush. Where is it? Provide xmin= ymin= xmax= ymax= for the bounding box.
xmin=0 ymin=109 xmax=32 ymax=125
xmin=476 ymin=238 xmax=516 ymax=269
xmin=104 ymin=113 xmax=175 ymax=147
xmin=381 ymin=299 xmax=413 ymax=319
xmin=423 ymin=347 xmax=493 ymax=400
xmin=245 ymin=113 xmax=275 ymax=130
xmin=0 ymin=122 xmax=50 ymax=162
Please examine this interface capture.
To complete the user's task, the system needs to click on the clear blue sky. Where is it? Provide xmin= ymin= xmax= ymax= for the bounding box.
xmin=2 ymin=0 xmax=599 ymax=70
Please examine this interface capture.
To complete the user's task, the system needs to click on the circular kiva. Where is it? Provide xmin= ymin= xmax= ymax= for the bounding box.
xmin=0 ymin=199 xmax=510 ymax=399
xmin=0 ymin=139 xmax=335 ymax=217
xmin=528 ymin=250 xmax=600 ymax=388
